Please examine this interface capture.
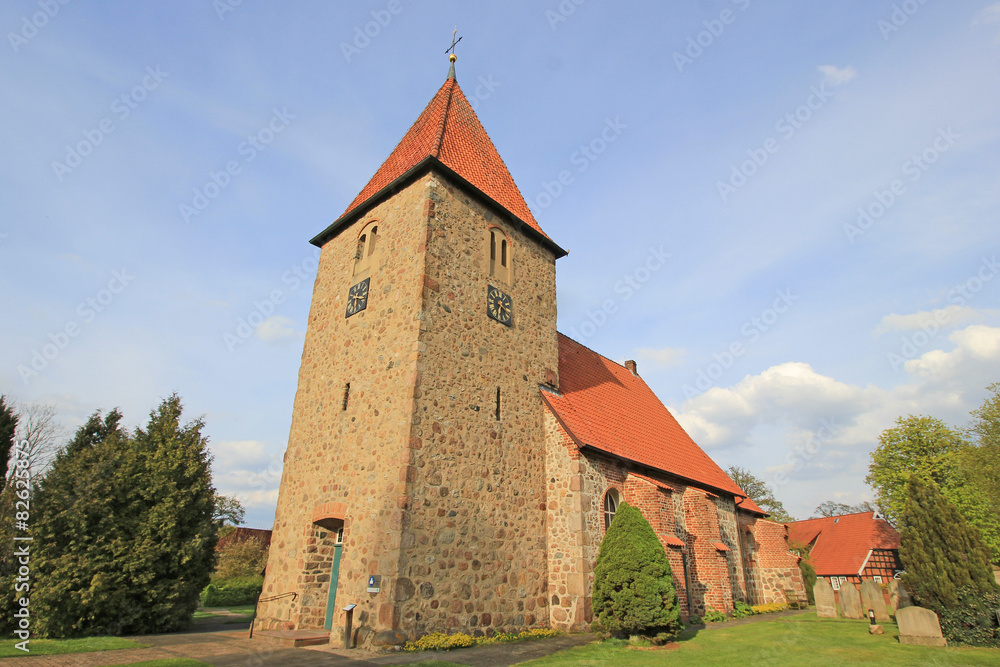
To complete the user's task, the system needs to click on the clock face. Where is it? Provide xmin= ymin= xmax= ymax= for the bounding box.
xmin=487 ymin=285 xmax=513 ymax=326
xmin=346 ymin=278 xmax=370 ymax=318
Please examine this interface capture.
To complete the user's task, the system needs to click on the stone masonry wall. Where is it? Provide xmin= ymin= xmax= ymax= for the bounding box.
xmin=258 ymin=176 xmax=431 ymax=636
xmin=390 ymin=173 xmax=559 ymax=639
xmin=754 ymin=519 xmax=805 ymax=605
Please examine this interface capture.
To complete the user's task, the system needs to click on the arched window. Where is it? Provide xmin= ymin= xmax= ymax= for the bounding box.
xmin=354 ymin=220 xmax=380 ymax=275
xmin=604 ymin=489 xmax=620 ymax=530
xmin=487 ymin=227 xmax=511 ymax=284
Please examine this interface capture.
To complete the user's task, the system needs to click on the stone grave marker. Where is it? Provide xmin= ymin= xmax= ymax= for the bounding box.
xmin=814 ymin=579 xmax=837 ymax=618
xmin=838 ymin=582 xmax=864 ymax=619
xmin=897 ymin=606 xmax=947 ymax=646
xmin=860 ymin=580 xmax=890 ymax=622
xmin=888 ymin=580 xmax=912 ymax=611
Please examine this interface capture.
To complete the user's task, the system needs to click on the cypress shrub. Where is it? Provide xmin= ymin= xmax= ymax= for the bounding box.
xmin=799 ymin=559 xmax=817 ymax=605
xmin=937 ymin=586 xmax=1000 ymax=647
xmin=899 ymin=476 xmax=998 ymax=613
xmin=592 ymin=501 xmax=682 ymax=640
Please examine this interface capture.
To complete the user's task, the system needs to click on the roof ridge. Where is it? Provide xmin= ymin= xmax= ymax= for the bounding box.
xmin=431 ymin=78 xmax=455 ymax=158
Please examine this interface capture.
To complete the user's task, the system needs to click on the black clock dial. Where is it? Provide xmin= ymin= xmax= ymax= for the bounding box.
xmin=487 ymin=285 xmax=513 ymax=326
xmin=346 ymin=278 xmax=370 ymax=318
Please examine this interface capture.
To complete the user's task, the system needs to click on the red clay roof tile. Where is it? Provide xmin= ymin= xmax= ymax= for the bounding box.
xmin=787 ymin=512 xmax=900 ymax=576
xmin=543 ymin=334 xmax=761 ymax=507
xmin=339 ymin=73 xmax=549 ymax=240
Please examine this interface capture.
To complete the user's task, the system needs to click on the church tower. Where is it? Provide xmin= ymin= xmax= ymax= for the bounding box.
xmin=256 ymin=57 xmax=567 ymax=645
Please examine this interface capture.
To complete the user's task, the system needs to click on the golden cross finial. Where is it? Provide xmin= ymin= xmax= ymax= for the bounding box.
xmin=446 ymin=27 xmax=462 ymax=62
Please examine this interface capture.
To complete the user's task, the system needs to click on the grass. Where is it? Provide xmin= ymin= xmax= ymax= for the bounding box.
xmin=192 ymin=604 xmax=255 ymax=619
xmin=104 ymin=661 xmax=212 ymax=667
xmin=521 ymin=613 xmax=1000 ymax=666
xmin=0 ymin=636 xmax=148 ymax=658
xmin=408 ymin=662 xmax=466 ymax=667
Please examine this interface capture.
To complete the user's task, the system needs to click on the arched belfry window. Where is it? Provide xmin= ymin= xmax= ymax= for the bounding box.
xmin=354 ymin=220 xmax=380 ymax=275
xmin=604 ymin=489 xmax=621 ymax=530
xmin=487 ymin=227 xmax=511 ymax=284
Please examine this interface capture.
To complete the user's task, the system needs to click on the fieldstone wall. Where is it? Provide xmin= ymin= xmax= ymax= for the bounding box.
xmin=392 ymin=173 xmax=558 ymax=638
xmin=753 ymin=519 xmax=805 ymax=604
xmin=258 ymin=175 xmax=430 ymax=635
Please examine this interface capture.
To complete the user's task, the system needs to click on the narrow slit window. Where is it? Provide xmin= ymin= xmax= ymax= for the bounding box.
xmin=356 ymin=235 xmax=366 ymax=261
xmin=368 ymin=226 xmax=378 ymax=257
xmin=489 ymin=231 xmax=497 ymax=276
xmin=342 ymin=382 xmax=351 ymax=410
xmin=495 ymin=387 xmax=501 ymax=421
xmin=500 ymin=239 xmax=508 ymax=268
xmin=604 ymin=490 xmax=619 ymax=530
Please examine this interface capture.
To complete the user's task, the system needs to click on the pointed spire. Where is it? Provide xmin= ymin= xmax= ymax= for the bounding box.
xmin=321 ymin=63 xmax=565 ymax=255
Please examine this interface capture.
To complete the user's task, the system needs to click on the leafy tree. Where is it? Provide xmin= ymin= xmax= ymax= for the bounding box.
xmin=811 ymin=500 xmax=876 ymax=518
xmin=961 ymin=383 xmax=1000 ymax=563
xmin=213 ymin=494 xmax=246 ymax=526
xmin=592 ymin=501 xmax=682 ymax=640
xmin=898 ymin=476 xmax=998 ymax=613
xmin=214 ymin=537 xmax=269 ymax=581
xmin=726 ymin=466 xmax=794 ymax=522
xmin=32 ymin=395 xmax=218 ymax=637
xmin=865 ymin=415 xmax=967 ymax=525
xmin=0 ymin=395 xmax=18 ymax=481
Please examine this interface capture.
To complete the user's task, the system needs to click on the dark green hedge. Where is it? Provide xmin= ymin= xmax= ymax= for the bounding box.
xmin=937 ymin=586 xmax=1000 ymax=647
xmin=201 ymin=576 xmax=263 ymax=607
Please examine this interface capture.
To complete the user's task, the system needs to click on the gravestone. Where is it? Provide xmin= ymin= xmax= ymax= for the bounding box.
xmin=814 ymin=579 xmax=837 ymax=618
xmin=888 ymin=580 xmax=912 ymax=611
xmin=897 ymin=606 xmax=947 ymax=646
xmin=838 ymin=583 xmax=864 ymax=619
xmin=860 ymin=580 xmax=890 ymax=622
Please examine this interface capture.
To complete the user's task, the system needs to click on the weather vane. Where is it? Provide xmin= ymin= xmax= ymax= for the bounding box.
xmin=446 ymin=27 xmax=462 ymax=62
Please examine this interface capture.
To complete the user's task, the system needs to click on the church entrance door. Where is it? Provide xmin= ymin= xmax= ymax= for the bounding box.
xmin=324 ymin=527 xmax=344 ymax=630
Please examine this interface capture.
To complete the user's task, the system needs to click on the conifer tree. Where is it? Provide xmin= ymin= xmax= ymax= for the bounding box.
xmin=0 ymin=395 xmax=19 ymax=480
xmin=898 ymin=476 xmax=998 ymax=612
xmin=32 ymin=396 xmax=218 ymax=636
xmin=592 ymin=501 xmax=682 ymax=640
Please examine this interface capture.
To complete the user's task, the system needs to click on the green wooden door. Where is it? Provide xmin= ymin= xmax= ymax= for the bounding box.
xmin=324 ymin=530 xmax=344 ymax=630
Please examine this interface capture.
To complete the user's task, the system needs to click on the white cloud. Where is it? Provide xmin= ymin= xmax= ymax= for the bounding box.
xmin=211 ymin=439 xmax=270 ymax=469
xmin=672 ymin=325 xmax=1000 ymax=517
xmin=874 ymin=305 xmax=986 ymax=334
xmin=255 ymin=315 xmax=298 ymax=343
xmin=634 ymin=346 xmax=686 ymax=368
xmin=818 ymin=64 xmax=857 ymax=86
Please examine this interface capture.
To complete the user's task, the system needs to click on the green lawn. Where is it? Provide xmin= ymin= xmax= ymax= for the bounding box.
xmin=104 ymin=660 xmax=212 ymax=667
xmin=0 ymin=636 xmax=147 ymax=658
xmin=522 ymin=614 xmax=1000 ymax=666
xmin=192 ymin=604 xmax=255 ymax=619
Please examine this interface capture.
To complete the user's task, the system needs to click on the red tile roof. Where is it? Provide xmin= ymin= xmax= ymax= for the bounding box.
xmin=337 ymin=72 xmax=550 ymax=241
xmin=787 ymin=512 xmax=900 ymax=576
xmin=542 ymin=334 xmax=764 ymax=512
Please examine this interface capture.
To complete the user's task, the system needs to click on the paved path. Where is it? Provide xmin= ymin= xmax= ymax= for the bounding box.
xmin=0 ymin=626 xmax=596 ymax=667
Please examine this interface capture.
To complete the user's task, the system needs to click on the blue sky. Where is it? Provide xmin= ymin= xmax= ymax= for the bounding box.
xmin=2 ymin=1 xmax=999 ymax=527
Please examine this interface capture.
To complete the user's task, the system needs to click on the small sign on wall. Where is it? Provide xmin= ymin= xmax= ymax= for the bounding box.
xmin=367 ymin=575 xmax=381 ymax=593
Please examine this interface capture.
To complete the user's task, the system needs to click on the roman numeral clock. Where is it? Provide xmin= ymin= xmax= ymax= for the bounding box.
xmin=486 ymin=285 xmax=512 ymax=326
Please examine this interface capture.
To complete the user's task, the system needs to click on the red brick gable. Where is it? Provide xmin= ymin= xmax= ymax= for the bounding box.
xmin=542 ymin=333 xmax=764 ymax=511
xmin=787 ymin=512 xmax=900 ymax=576
xmin=337 ymin=72 xmax=549 ymax=241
